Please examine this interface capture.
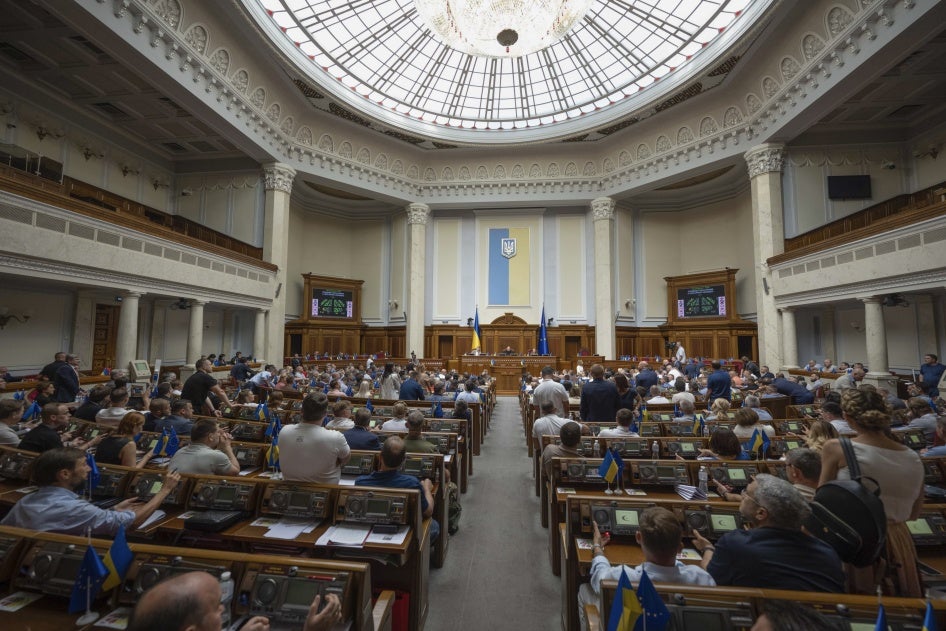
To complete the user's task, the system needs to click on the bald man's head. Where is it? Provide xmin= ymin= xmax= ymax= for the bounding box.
xmin=128 ymin=571 xmax=222 ymax=631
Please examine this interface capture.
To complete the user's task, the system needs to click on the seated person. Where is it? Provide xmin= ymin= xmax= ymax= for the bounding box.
xmin=355 ymin=436 xmax=439 ymax=542
xmin=597 ymin=408 xmax=639 ymax=438
xmin=95 ymin=412 xmax=154 ymax=468
xmin=325 ymin=400 xmax=355 ymax=431
xmin=895 ymin=396 xmax=938 ymax=445
xmin=144 ymin=397 xmax=170 ymax=432
xmin=0 ymin=399 xmax=24 ymax=446
xmin=691 ymin=474 xmax=844 ymax=592
xmin=578 ymin=507 xmax=715 ymax=630
xmin=819 ymin=401 xmax=853 ymax=435
xmin=403 ymin=410 xmax=438 ymax=453
xmin=532 ymin=401 xmax=572 ymax=451
xmin=343 ymin=407 xmax=381 ymax=451
xmin=168 ymin=419 xmax=240 ymax=476
xmin=381 ymin=401 xmax=410 ymax=431
xmin=233 ymin=388 xmax=258 ymax=409
xmin=127 ymin=570 xmax=343 ymax=631
xmin=1 ymin=447 xmax=179 ymax=535
xmin=279 ymin=391 xmax=351 ymax=484
xmin=704 ymin=398 xmax=731 ymax=422
xmin=96 ymin=387 xmax=131 ymax=428
xmin=645 ymin=385 xmax=670 ymax=404
xmin=672 ymin=398 xmax=697 ymax=422
xmin=154 ymin=399 xmax=195 ymax=436
xmin=742 ymin=394 xmax=773 ymax=421
xmin=541 ymin=421 xmax=582 ymax=481
xmin=784 ymin=447 xmax=821 ymax=501
xmin=451 ymin=399 xmax=473 ymax=422
xmin=73 ymin=385 xmax=109 ymax=421
xmin=32 ymin=381 xmax=56 ymax=408
xmin=698 ymin=427 xmax=749 ymax=461
xmin=731 ymin=407 xmax=775 ymax=440
xmin=19 ymin=402 xmax=100 ymax=453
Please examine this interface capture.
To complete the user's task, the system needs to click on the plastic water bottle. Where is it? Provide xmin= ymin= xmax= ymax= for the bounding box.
xmin=651 ymin=440 xmax=660 ymax=460
xmin=592 ymin=440 xmax=600 ymax=458
xmin=698 ymin=466 xmax=709 ymax=496
xmin=219 ymin=571 xmax=234 ymax=629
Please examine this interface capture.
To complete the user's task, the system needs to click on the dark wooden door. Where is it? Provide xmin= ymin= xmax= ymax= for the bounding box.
xmin=91 ymin=304 xmax=119 ymax=373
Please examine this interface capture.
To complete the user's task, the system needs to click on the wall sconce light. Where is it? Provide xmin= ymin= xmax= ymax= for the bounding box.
xmin=180 ymin=187 xmax=194 ymax=197
xmin=546 ymin=317 xmax=554 ymax=326
xmin=152 ymin=178 xmax=170 ymax=190
xmin=624 ymin=298 xmax=636 ymax=309
xmin=0 ymin=307 xmax=32 ymax=329
xmin=35 ymin=125 xmax=63 ymax=141
xmin=170 ymin=298 xmax=192 ymax=310
xmin=850 ymin=321 xmax=864 ymax=333
xmin=388 ymin=299 xmax=399 ymax=310
xmin=914 ymin=145 xmax=940 ymax=160
xmin=82 ymin=147 xmax=104 ymax=161
xmin=120 ymin=165 xmax=139 ymax=177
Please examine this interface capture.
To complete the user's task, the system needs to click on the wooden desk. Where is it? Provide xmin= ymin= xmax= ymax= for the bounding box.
xmin=0 ymin=594 xmax=97 ymax=631
xmin=458 ymin=356 xmax=553 ymax=394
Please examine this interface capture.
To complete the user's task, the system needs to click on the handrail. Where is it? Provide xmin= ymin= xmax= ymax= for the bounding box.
xmin=0 ymin=163 xmax=276 ymax=271
xmin=771 ymin=180 xmax=946 ymax=265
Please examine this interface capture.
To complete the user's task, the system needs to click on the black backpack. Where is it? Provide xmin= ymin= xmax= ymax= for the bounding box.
xmin=805 ymin=437 xmax=887 ymax=567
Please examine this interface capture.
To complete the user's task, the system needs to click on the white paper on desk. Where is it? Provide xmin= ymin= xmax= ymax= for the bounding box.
xmin=0 ymin=590 xmax=42 ymax=612
xmin=95 ymin=606 xmax=133 ymax=629
xmin=316 ymin=523 xmax=370 ymax=547
xmin=575 ymin=538 xmax=594 ymax=550
xmin=137 ymin=509 xmax=166 ymax=530
xmin=337 ymin=477 xmax=356 ymax=486
xmin=444 ymin=454 xmax=452 ymax=463
xmin=251 ymin=517 xmax=280 ymax=528
xmin=238 ymin=467 xmax=257 ymax=476
xmin=365 ymin=525 xmax=409 ymax=546
xmin=264 ymin=517 xmax=317 ymax=539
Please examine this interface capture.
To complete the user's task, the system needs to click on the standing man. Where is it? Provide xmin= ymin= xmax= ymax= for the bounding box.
xmin=39 ymin=352 xmax=67 ymax=382
xmin=248 ymin=364 xmax=276 ymax=397
xmin=635 ymin=361 xmax=659 ymax=392
xmin=398 ymin=370 xmax=426 ymax=401
xmin=532 ymin=366 xmax=569 ymax=417
xmin=919 ymin=353 xmax=945 ymax=398
xmin=279 ymin=392 xmax=351 ymax=484
xmin=675 ymin=341 xmax=687 ymax=365
xmin=706 ymin=361 xmax=732 ymax=401
xmin=53 ymin=354 xmax=82 ymax=403
xmin=181 ymin=358 xmax=233 ymax=416
xmin=579 ymin=364 xmax=620 ymax=422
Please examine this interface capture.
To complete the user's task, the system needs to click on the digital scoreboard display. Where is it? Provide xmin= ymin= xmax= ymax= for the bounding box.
xmin=311 ymin=288 xmax=354 ymax=318
xmin=677 ymin=285 xmax=726 ymax=318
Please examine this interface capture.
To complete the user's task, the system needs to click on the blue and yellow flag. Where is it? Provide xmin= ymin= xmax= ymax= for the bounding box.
xmin=488 ymin=227 xmax=530 ymax=305
xmin=266 ymin=433 xmax=280 ymax=470
xmin=875 ymin=603 xmax=887 ymax=631
xmin=607 ymin=567 xmax=641 ymax=631
xmin=68 ymin=545 xmax=108 ymax=613
xmin=86 ymin=452 xmax=100 ymax=491
xmin=102 ymin=525 xmax=133 ymax=591
xmin=744 ymin=428 xmax=769 ymax=457
xmin=366 ymin=399 xmax=374 ymax=413
xmin=152 ymin=429 xmax=169 ymax=457
xmin=598 ymin=449 xmax=619 ymax=484
xmin=922 ymin=601 xmax=937 ymax=631
xmin=433 ymin=401 xmax=444 ymax=418
xmin=257 ymin=402 xmax=271 ymax=423
xmin=472 ymin=307 xmax=482 ymax=352
xmin=165 ymin=428 xmax=180 ymax=457
xmin=692 ymin=416 xmax=705 ymax=437
xmin=21 ymin=400 xmax=40 ymax=420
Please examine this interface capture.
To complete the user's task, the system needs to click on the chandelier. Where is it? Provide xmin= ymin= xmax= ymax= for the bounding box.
xmin=413 ymin=0 xmax=595 ymax=58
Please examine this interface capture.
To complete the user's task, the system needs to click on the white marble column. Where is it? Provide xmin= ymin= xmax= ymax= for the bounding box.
xmin=262 ymin=163 xmax=296 ymax=364
xmin=822 ymin=306 xmax=837 ymax=365
xmin=780 ymin=307 xmax=799 ymax=370
xmin=71 ymin=290 xmax=96 ymax=361
xmin=187 ymin=300 xmax=206 ymax=364
xmin=115 ymin=291 xmax=143 ymax=371
xmin=915 ymin=294 xmax=938 ymax=358
xmin=148 ymin=300 xmax=170 ymax=364
xmin=861 ymin=297 xmax=889 ymax=376
xmin=406 ymin=203 xmax=430 ymax=358
xmin=746 ymin=143 xmax=786 ymax=370
xmin=253 ymin=309 xmax=267 ymax=361
xmin=221 ymin=308 xmax=234 ymax=357
xmin=591 ymin=197 xmax=616 ymax=359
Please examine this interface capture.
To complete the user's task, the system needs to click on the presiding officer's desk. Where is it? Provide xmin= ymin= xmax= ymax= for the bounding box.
xmin=0 ymin=525 xmax=385 ymax=631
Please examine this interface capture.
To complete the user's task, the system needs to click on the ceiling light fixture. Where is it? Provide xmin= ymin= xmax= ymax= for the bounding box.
xmin=413 ymin=0 xmax=594 ymax=57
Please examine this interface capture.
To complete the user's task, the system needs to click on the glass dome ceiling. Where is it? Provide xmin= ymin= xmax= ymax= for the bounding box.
xmin=246 ymin=0 xmax=768 ymax=144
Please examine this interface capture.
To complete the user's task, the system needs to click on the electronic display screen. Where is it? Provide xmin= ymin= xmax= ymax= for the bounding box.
xmin=403 ymin=459 xmax=423 ymax=476
xmin=681 ymin=443 xmax=695 ymax=452
xmin=615 ymin=510 xmax=639 ymax=526
xmin=311 ymin=288 xmax=353 ymax=318
xmin=366 ymin=499 xmax=389 ymax=515
xmin=711 ymin=514 xmax=737 ymax=532
xmin=681 ymin=611 xmax=727 ymax=630
xmin=907 ymin=518 xmax=934 ymax=535
xmin=149 ymin=480 xmax=163 ymax=494
xmin=676 ymin=285 xmax=726 ymax=318
xmin=656 ymin=466 xmax=676 ymax=478
xmin=290 ymin=492 xmax=311 ymax=508
xmin=55 ymin=557 xmax=83 ymax=580
xmin=785 ymin=440 xmax=803 ymax=450
xmin=851 ymin=623 xmax=887 ymax=631
xmin=284 ymin=579 xmax=322 ymax=606
xmin=728 ymin=468 xmax=747 ymax=480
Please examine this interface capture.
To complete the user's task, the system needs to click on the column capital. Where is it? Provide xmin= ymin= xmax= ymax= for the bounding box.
xmin=262 ymin=163 xmax=296 ymax=193
xmin=406 ymin=203 xmax=431 ymax=225
xmin=190 ymin=299 xmax=207 ymax=307
xmin=124 ymin=290 xmax=144 ymax=299
xmin=745 ymin=143 xmax=785 ymax=178
xmin=778 ymin=305 xmax=795 ymax=313
xmin=590 ymin=197 xmax=615 ymax=221
xmin=858 ymin=296 xmax=883 ymax=305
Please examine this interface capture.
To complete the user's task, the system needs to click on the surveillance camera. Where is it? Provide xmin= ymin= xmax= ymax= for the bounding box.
xmin=881 ymin=161 xmax=895 ymax=170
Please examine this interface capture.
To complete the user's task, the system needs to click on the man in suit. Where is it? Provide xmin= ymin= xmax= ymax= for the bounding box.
xmin=53 ymin=354 xmax=82 ymax=403
xmin=343 ymin=408 xmax=381 ymax=451
xmin=579 ymin=364 xmax=620 ymax=422
xmin=398 ymin=370 xmax=426 ymax=401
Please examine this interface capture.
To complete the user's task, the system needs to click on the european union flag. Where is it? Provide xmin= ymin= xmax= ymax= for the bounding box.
xmin=635 ymin=568 xmax=670 ymax=631
xmin=611 ymin=448 xmax=625 ymax=476
xmin=433 ymin=401 xmax=444 ymax=418
xmin=598 ymin=449 xmax=619 ymax=484
xmin=13 ymin=390 xmax=23 ymax=401
xmin=266 ymin=432 xmax=279 ymax=470
xmin=22 ymin=400 xmax=40 ymax=421
xmin=102 ymin=525 xmax=132 ymax=591
xmin=876 ymin=603 xmax=887 ymax=631
xmin=922 ymin=601 xmax=937 ymax=631
xmin=165 ymin=428 xmax=180 ymax=457
xmin=86 ymin=452 xmax=100 ymax=491
xmin=607 ymin=567 xmax=641 ymax=631
xmin=68 ymin=545 xmax=108 ymax=613
xmin=366 ymin=399 xmax=373 ymax=413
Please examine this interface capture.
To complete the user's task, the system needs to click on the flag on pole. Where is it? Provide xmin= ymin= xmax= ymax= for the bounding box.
xmin=606 ymin=567 xmax=641 ymax=631
xmin=86 ymin=452 xmax=100 ymax=492
xmin=366 ymin=399 xmax=374 ymax=413
xmin=744 ymin=428 xmax=769 ymax=457
xmin=101 ymin=525 xmax=133 ymax=591
xmin=636 ymin=569 xmax=671 ymax=630
xmin=68 ymin=545 xmax=108 ymax=613
xmin=13 ymin=390 xmax=24 ymax=401
xmin=152 ymin=429 xmax=168 ymax=457
xmin=875 ymin=603 xmax=887 ymax=631
xmin=538 ymin=305 xmax=549 ymax=356
xmin=922 ymin=600 xmax=937 ymax=631
xmin=692 ymin=416 xmax=705 ymax=437
xmin=598 ymin=449 xmax=619 ymax=484
xmin=471 ymin=307 xmax=482 ymax=352
xmin=433 ymin=401 xmax=444 ymax=418
xmin=266 ymin=432 xmax=280 ymax=470
xmin=22 ymin=400 xmax=41 ymax=421
xmin=257 ymin=402 xmax=271 ymax=423
xmin=265 ymin=412 xmax=282 ymax=439
xmin=165 ymin=428 xmax=180 ymax=457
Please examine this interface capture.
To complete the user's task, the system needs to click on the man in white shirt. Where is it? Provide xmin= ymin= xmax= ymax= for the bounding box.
xmin=279 ymin=392 xmax=351 ymax=484
xmin=674 ymin=341 xmax=687 ymax=365
xmin=532 ymin=401 xmax=571 ymax=452
xmin=532 ymin=366 xmax=569 ymax=417
xmin=578 ymin=506 xmax=714 ymax=630
xmin=598 ymin=409 xmax=639 ymax=438
xmin=646 ymin=385 xmax=670 ymax=405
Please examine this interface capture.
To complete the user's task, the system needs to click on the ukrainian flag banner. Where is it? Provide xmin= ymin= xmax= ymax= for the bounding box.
xmin=922 ymin=601 xmax=937 ymax=631
xmin=598 ymin=448 xmax=619 ymax=484
xmin=488 ymin=227 xmax=530 ymax=305
xmin=472 ymin=307 xmax=482 ymax=352
xmin=102 ymin=525 xmax=133 ymax=591
xmin=607 ymin=567 xmax=641 ymax=631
